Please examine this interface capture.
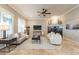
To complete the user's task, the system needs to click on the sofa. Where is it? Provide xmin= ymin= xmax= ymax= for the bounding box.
xmin=0 ymin=33 xmax=28 ymax=49
xmin=0 ymin=44 xmax=6 ymax=49
xmin=0 ymin=34 xmax=17 ymax=49
xmin=47 ymin=32 xmax=62 ymax=45
xmin=11 ymin=33 xmax=28 ymax=45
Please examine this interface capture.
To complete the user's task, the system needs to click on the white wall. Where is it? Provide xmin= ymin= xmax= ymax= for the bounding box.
xmin=64 ymin=6 xmax=79 ymax=42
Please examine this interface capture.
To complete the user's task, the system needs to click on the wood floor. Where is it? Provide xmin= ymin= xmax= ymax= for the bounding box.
xmin=7 ymin=38 xmax=79 ymax=55
xmin=0 ymin=38 xmax=79 ymax=55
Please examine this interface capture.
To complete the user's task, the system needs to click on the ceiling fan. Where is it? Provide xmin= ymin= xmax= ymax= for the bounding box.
xmin=37 ymin=8 xmax=51 ymax=16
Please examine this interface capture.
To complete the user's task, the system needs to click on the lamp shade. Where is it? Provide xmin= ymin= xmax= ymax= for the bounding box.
xmin=0 ymin=23 xmax=9 ymax=30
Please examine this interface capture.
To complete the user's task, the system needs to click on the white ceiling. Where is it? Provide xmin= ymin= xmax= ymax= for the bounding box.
xmin=9 ymin=4 xmax=77 ymax=19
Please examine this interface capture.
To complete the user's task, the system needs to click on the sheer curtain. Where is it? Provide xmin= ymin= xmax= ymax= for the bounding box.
xmin=0 ymin=12 xmax=3 ymax=38
xmin=18 ymin=18 xmax=25 ymax=33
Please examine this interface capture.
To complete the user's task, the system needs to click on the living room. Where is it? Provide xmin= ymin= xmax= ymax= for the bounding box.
xmin=0 ymin=4 xmax=79 ymax=55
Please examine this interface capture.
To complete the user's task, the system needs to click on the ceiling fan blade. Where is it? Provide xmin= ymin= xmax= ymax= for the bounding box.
xmin=45 ymin=13 xmax=51 ymax=14
xmin=42 ymin=9 xmax=47 ymax=13
xmin=44 ymin=10 xmax=47 ymax=13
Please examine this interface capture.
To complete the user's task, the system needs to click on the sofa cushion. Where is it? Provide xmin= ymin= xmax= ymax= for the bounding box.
xmin=47 ymin=32 xmax=55 ymax=39
xmin=14 ymin=33 xmax=19 ymax=38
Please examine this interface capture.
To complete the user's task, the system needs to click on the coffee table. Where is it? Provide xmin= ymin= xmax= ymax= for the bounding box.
xmin=32 ymin=35 xmax=41 ymax=44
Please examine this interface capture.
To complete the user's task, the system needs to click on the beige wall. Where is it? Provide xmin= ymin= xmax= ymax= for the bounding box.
xmin=13 ymin=16 xmax=18 ymax=33
xmin=27 ymin=16 xmax=64 ymax=37
xmin=28 ymin=19 xmax=48 ymax=36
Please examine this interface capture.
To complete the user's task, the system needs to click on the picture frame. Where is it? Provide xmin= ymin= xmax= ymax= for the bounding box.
xmin=66 ymin=24 xmax=79 ymax=30
xmin=72 ymin=24 xmax=79 ymax=29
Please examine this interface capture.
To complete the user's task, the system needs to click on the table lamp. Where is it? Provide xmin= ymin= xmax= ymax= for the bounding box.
xmin=0 ymin=23 xmax=9 ymax=39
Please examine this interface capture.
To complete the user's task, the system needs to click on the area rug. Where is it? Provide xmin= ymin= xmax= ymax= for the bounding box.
xmin=14 ymin=37 xmax=62 ymax=50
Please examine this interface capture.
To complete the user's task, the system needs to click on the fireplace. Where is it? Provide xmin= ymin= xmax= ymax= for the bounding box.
xmin=33 ymin=25 xmax=42 ymax=36
xmin=33 ymin=25 xmax=42 ymax=30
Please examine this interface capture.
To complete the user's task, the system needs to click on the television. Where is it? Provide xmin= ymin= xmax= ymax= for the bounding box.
xmin=33 ymin=25 xmax=42 ymax=30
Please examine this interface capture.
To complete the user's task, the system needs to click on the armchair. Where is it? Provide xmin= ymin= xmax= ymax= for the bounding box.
xmin=47 ymin=32 xmax=62 ymax=45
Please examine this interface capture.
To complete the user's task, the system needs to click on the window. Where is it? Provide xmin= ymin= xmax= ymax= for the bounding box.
xmin=3 ymin=13 xmax=12 ymax=24
xmin=3 ymin=13 xmax=13 ymax=37
xmin=0 ymin=12 xmax=13 ymax=37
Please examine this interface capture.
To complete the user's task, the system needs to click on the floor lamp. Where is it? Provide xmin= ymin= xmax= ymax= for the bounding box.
xmin=0 ymin=24 xmax=8 ymax=39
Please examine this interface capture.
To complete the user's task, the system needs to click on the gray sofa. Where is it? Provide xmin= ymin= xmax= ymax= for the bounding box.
xmin=0 ymin=33 xmax=28 ymax=49
xmin=0 ymin=44 xmax=6 ymax=49
xmin=11 ymin=33 xmax=28 ymax=45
